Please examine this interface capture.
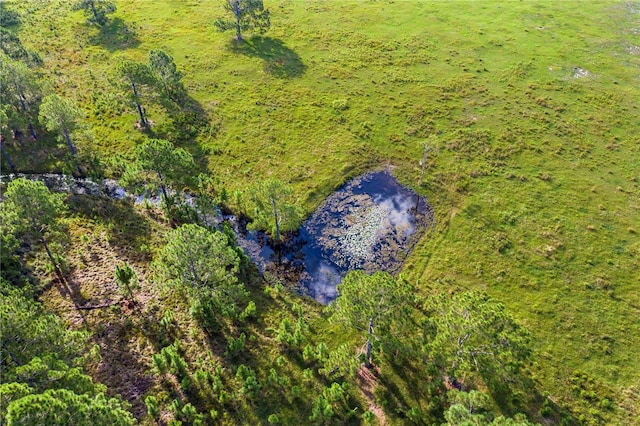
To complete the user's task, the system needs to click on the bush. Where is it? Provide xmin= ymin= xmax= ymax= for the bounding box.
xmin=331 ymin=99 xmax=349 ymax=111
xmin=268 ymin=414 xmax=281 ymax=424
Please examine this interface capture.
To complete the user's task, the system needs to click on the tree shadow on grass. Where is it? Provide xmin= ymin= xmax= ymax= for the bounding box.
xmin=92 ymin=317 xmax=154 ymax=418
xmin=89 ymin=18 xmax=140 ymax=52
xmin=67 ymin=194 xmax=152 ymax=262
xmin=229 ymin=36 xmax=306 ymax=78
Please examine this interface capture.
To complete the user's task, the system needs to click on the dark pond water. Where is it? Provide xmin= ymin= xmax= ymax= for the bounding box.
xmin=234 ymin=170 xmax=432 ymax=304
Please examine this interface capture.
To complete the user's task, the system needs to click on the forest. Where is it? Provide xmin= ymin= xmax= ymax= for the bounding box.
xmin=1 ymin=0 xmax=639 ymax=425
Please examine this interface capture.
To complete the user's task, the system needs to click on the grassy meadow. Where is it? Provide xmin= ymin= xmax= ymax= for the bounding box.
xmin=5 ymin=0 xmax=640 ymax=423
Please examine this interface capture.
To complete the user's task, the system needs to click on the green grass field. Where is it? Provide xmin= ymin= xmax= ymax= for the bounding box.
xmin=5 ymin=0 xmax=640 ymax=423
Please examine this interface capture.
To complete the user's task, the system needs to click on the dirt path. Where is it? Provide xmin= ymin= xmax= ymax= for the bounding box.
xmin=356 ymin=364 xmax=387 ymax=425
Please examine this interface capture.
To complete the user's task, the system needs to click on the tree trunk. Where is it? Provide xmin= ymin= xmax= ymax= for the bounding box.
xmin=62 ymin=126 xmax=76 ymax=156
xmin=28 ymin=122 xmax=37 ymax=140
xmin=365 ymin=320 xmax=374 ymax=368
xmin=40 ymin=235 xmax=64 ymax=283
xmin=419 ymin=143 xmax=429 ymax=187
xmin=131 ymin=81 xmax=147 ymax=127
xmin=15 ymin=85 xmax=27 ymax=112
xmin=233 ymin=1 xmax=243 ymax=41
xmin=1 ymin=142 xmax=17 ymax=172
xmin=90 ymin=0 xmax=99 ymax=23
xmin=62 ymin=126 xmax=83 ymax=176
xmin=271 ymin=198 xmax=280 ymax=244
xmin=157 ymin=170 xmax=169 ymax=202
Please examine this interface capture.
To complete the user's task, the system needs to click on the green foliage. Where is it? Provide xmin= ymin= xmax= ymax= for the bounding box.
xmin=226 ymin=332 xmax=246 ymax=357
xmin=0 ymin=27 xmax=40 ymax=66
xmin=0 ymin=282 xmax=85 ymax=379
xmin=443 ymin=389 xmax=537 ymax=426
xmin=145 ymin=395 xmax=160 ymax=420
xmin=154 ymin=223 xmax=247 ymax=329
xmin=239 ymin=300 xmax=257 ymax=321
xmin=214 ymin=0 xmax=270 ymax=41
xmin=423 ymin=291 xmax=531 ymax=384
xmin=248 ymin=178 xmax=303 ymax=244
xmin=270 ymin=315 xmax=307 ymax=350
xmin=114 ymin=262 xmax=139 ymax=301
xmin=160 ymin=309 xmax=178 ymax=337
xmin=0 ymin=281 xmax=133 ymax=424
xmin=0 ymin=178 xmax=67 ymax=275
xmin=328 ymin=271 xmax=414 ymax=367
xmin=73 ymin=0 xmax=116 ymax=26
xmin=39 ymin=94 xmax=84 ymax=158
xmin=0 ymin=3 xmax=20 ymax=27
xmin=158 ymin=340 xmax=189 ymax=379
xmin=0 ymin=53 xmax=41 ymax=128
xmin=5 ymin=389 xmax=134 ymax=426
xmin=148 ymin=49 xmax=186 ymax=104
xmin=115 ymin=59 xmax=156 ymax=127
xmin=310 ymin=382 xmax=350 ymax=424
xmin=154 ymin=223 xmax=240 ymax=293
xmin=267 ymin=413 xmax=280 ymax=424
xmin=122 ymin=138 xmax=194 ymax=204
xmin=235 ymin=364 xmax=261 ymax=400
xmin=7 ymin=1 xmax=640 ymax=423
xmin=317 ymin=343 xmax=358 ymax=380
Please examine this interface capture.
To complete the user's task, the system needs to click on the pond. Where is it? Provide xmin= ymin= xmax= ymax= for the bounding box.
xmin=234 ymin=170 xmax=432 ymax=304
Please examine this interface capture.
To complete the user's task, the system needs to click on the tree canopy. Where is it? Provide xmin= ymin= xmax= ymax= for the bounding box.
xmin=0 ymin=281 xmax=135 ymax=425
xmin=153 ymin=224 xmax=247 ymax=322
xmin=154 ymin=224 xmax=240 ymax=292
xmin=122 ymin=138 xmax=194 ymax=203
xmin=148 ymin=49 xmax=185 ymax=104
xmin=39 ymin=94 xmax=84 ymax=171
xmin=214 ymin=0 xmax=271 ymax=41
xmin=328 ymin=271 xmax=415 ymax=367
xmin=248 ymin=178 xmax=302 ymax=245
xmin=73 ymin=0 xmax=116 ymax=26
xmin=423 ymin=291 xmax=531 ymax=384
xmin=5 ymin=389 xmax=135 ymax=426
xmin=0 ymin=53 xmax=42 ymax=139
xmin=115 ymin=59 xmax=156 ymax=128
xmin=0 ymin=178 xmax=67 ymax=276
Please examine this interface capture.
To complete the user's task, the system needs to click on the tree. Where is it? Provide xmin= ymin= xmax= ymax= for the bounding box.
xmin=153 ymin=224 xmax=246 ymax=316
xmin=248 ymin=178 xmax=302 ymax=245
xmin=423 ymin=291 xmax=531 ymax=385
xmin=0 ymin=2 xmax=20 ymax=28
xmin=5 ymin=389 xmax=135 ymax=426
xmin=0 ymin=54 xmax=42 ymax=140
xmin=38 ymin=94 xmax=84 ymax=175
xmin=0 ymin=178 xmax=67 ymax=280
xmin=125 ymin=138 xmax=194 ymax=203
xmin=0 ymin=281 xmax=85 ymax=373
xmin=328 ymin=271 xmax=414 ymax=368
xmin=419 ymin=135 xmax=436 ymax=187
xmin=0 ymin=281 xmax=135 ymax=425
xmin=115 ymin=59 xmax=156 ymax=128
xmin=443 ymin=389 xmax=536 ymax=426
xmin=0 ymin=28 xmax=26 ymax=62
xmin=73 ymin=0 xmax=116 ymax=26
xmin=214 ymin=0 xmax=271 ymax=41
xmin=148 ymin=49 xmax=185 ymax=104
xmin=114 ymin=263 xmax=139 ymax=304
